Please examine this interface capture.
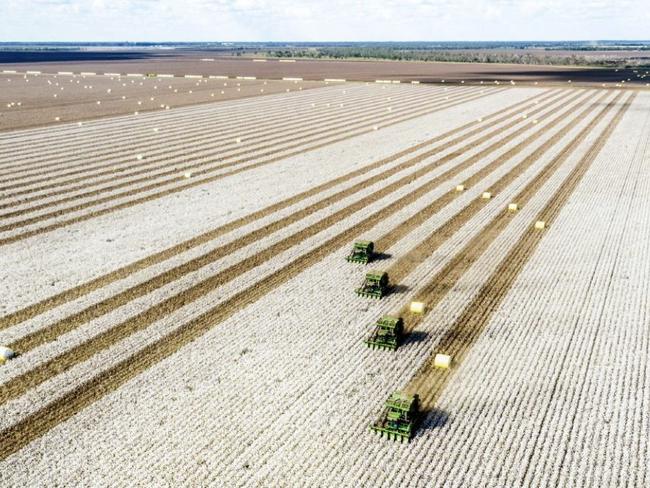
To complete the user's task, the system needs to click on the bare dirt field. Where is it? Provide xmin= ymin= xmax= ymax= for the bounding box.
xmin=0 ymin=72 xmax=324 ymax=131
xmin=1 ymin=50 xmax=648 ymax=87
xmin=0 ymin=80 xmax=648 ymax=486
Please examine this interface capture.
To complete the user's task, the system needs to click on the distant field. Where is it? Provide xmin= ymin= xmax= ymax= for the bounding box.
xmin=0 ymin=50 xmax=648 ymax=88
xmin=0 ymin=78 xmax=648 ymax=486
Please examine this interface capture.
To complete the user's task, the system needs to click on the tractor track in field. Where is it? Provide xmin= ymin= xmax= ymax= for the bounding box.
xmin=0 ymin=92 xmax=624 ymax=460
xmin=0 ymin=84 xmax=447 ymax=186
xmin=2 ymin=90 xmax=574 ymax=356
xmin=0 ymin=83 xmax=362 ymax=162
xmin=0 ymin=89 xmax=552 ymax=331
xmin=381 ymin=89 xmax=604 ymax=286
xmin=0 ymin=87 xmax=505 ymax=245
xmin=0 ymin=87 xmax=469 ymax=207
xmin=403 ymin=92 xmax=634 ymax=415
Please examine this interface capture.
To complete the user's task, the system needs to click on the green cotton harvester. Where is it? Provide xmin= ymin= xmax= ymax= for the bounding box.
xmin=365 ymin=316 xmax=404 ymax=350
xmin=371 ymin=392 xmax=420 ymax=442
xmin=346 ymin=240 xmax=374 ymax=264
xmin=356 ymin=271 xmax=389 ymax=299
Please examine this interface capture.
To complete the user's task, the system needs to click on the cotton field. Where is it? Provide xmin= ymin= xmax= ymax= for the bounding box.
xmin=0 ymin=80 xmax=649 ymax=487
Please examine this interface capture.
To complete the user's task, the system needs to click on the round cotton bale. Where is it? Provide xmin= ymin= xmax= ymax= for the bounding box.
xmin=410 ymin=302 xmax=425 ymax=314
xmin=184 ymin=172 xmax=192 ymax=179
xmin=0 ymin=346 xmax=16 ymax=364
xmin=235 ymin=137 xmax=241 ymax=144
xmin=434 ymin=354 xmax=452 ymax=369
xmin=455 ymin=184 xmax=465 ymax=192
xmin=136 ymin=154 xmax=144 ymax=160
xmin=54 ymin=116 xmax=60 ymax=121
xmin=534 ymin=220 xmax=546 ymax=230
xmin=482 ymin=192 xmax=492 ymax=199
xmin=508 ymin=203 xmax=519 ymax=212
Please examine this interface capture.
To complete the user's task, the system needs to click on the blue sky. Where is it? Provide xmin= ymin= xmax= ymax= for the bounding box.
xmin=1 ymin=0 xmax=648 ymax=41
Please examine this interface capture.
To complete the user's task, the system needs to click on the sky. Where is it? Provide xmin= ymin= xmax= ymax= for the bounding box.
xmin=0 ymin=0 xmax=648 ymax=42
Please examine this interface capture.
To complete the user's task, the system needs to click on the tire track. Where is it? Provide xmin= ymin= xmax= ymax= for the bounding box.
xmin=4 ymin=91 xmax=575 ymax=354
xmin=381 ymin=88 xmax=603 ymax=286
xmin=0 ymin=88 xmax=507 ymax=245
xmin=402 ymin=92 xmax=633 ymax=416
xmin=0 ymin=87 xmax=468 ymax=202
xmin=0 ymin=85 xmax=436 ymax=184
xmin=0 ymin=89 xmax=551 ymax=331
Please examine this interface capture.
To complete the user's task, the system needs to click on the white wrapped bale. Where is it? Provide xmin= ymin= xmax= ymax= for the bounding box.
xmin=434 ymin=354 xmax=452 ymax=369
xmin=0 ymin=346 xmax=16 ymax=364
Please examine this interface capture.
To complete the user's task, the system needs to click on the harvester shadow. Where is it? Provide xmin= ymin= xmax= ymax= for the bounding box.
xmin=415 ymin=408 xmax=450 ymax=436
xmin=372 ymin=252 xmax=392 ymax=262
xmin=402 ymin=330 xmax=429 ymax=346
xmin=388 ymin=284 xmax=410 ymax=296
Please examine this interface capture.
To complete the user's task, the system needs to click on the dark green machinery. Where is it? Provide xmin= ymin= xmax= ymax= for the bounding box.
xmin=356 ymin=271 xmax=389 ymax=299
xmin=346 ymin=240 xmax=374 ymax=264
xmin=371 ymin=392 xmax=420 ymax=442
xmin=365 ymin=316 xmax=403 ymax=350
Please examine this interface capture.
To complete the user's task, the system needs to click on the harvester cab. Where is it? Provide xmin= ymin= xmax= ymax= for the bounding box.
xmin=371 ymin=392 xmax=419 ymax=442
xmin=346 ymin=240 xmax=374 ymax=264
xmin=356 ymin=271 xmax=389 ymax=299
xmin=365 ymin=316 xmax=404 ymax=350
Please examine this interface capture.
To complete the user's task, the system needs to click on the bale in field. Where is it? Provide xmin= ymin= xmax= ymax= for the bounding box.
xmin=0 ymin=346 xmax=16 ymax=365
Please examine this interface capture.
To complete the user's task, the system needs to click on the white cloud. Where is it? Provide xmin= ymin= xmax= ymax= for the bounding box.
xmin=0 ymin=0 xmax=647 ymax=41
